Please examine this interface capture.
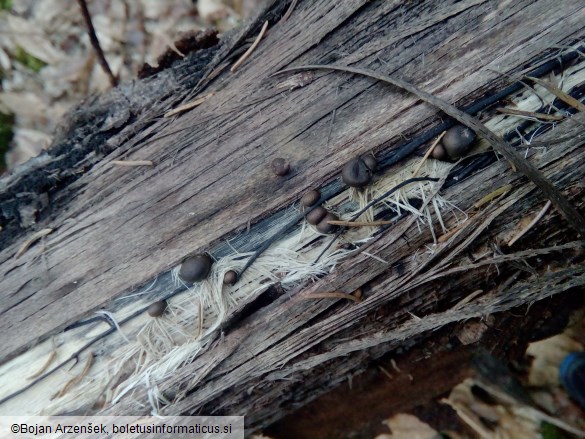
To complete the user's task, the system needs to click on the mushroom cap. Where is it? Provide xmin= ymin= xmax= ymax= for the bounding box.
xmin=442 ymin=125 xmax=476 ymax=159
xmin=306 ymin=206 xmax=328 ymax=225
xmin=431 ymin=143 xmax=447 ymax=160
xmin=271 ymin=157 xmax=290 ymax=176
xmin=223 ymin=270 xmax=238 ymax=286
xmin=362 ymin=155 xmax=377 ymax=172
xmin=301 ymin=189 xmax=321 ymax=207
xmin=316 ymin=212 xmax=339 ymax=234
xmin=148 ymin=300 xmax=167 ymax=317
xmin=341 ymin=157 xmax=372 ymax=188
xmin=179 ymin=254 xmax=213 ymax=283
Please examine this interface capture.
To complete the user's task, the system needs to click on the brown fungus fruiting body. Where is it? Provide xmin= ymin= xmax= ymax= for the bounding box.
xmin=148 ymin=300 xmax=167 ymax=317
xmin=271 ymin=157 xmax=290 ymax=176
xmin=431 ymin=143 xmax=447 ymax=160
xmin=301 ymin=189 xmax=321 ymax=207
xmin=442 ymin=125 xmax=476 ymax=159
xmin=223 ymin=270 xmax=238 ymax=286
xmin=306 ymin=206 xmax=328 ymax=225
xmin=316 ymin=212 xmax=339 ymax=234
xmin=179 ymin=254 xmax=213 ymax=283
xmin=341 ymin=157 xmax=373 ymax=188
xmin=362 ymin=155 xmax=377 ymax=172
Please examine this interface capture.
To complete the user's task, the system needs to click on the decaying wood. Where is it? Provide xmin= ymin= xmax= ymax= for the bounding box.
xmin=272 ymin=63 xmax=585 ymax=232
xmin=1 ymin=0 xmax=585 ymax=434
xmin=124 ymin=117 xmax=584 ymax=431
xmin=266 ymin=293 xmax=582 ymax=438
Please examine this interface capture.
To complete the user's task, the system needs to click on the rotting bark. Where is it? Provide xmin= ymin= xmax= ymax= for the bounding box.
xmin=266 ymin=292 xmax=582 ymax=439
xmin=1 ymin=0 xmax=585 ymax=434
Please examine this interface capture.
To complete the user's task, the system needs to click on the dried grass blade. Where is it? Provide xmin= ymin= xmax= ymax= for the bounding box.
xmin=164 ymin=93 xmax=215 ymax=118
xmin=15 ymin=228 xmax=52 ymax=259
xmin=412 ymin=131 xmax=446 ymax=176
xmin=526 ymin=76 xmax=585 ymax=112
xmin=231 ymin=21 xmax=269 ymax=73
xmin=496 ymin=107 xmax=564 ymax=121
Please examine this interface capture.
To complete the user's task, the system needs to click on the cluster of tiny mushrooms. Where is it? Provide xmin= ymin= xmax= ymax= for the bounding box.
xmin=145 ymin=125 xmax=476 ymax=318
xmin=148 ymin=62 xmax=584 ymax=319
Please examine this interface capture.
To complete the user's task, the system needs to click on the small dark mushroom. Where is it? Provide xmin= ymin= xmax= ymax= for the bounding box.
xmin=271 ymin=158 xmax=290 ymax=176
xmin=148 ymin=300 xmax=167 ymax=317
xmin=341 ymin=157 xmax=372 ymax=188
xmin=338 ymin=242 xmax=356 ymax=250
xmin=179 ymin=254 xmax=213 ymax=283
xmin=442 ymin=125 xmax=476 ymax=159
xmin=362 ymin=155 xmax=377 ymax=172
xmin=223 ymin=270 xmax=238 ymax=286
xmin=301 ymin=189 xmax=321 ymax=207
xmin=316 ymin=212 xmax=339 ymax=234
xmin=306 ymin=206 xmax=328 ymax=225
xmin=431 ymin=143 xmax=447 ymax=160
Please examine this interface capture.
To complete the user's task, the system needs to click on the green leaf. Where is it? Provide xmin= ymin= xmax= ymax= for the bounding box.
xmin=14 ymin=46 xmax=47 ymax=72
xmin=541 ymin=421 xmax=568 ymax=439
xmin=0 ymin=0 xmax=12 ymax=11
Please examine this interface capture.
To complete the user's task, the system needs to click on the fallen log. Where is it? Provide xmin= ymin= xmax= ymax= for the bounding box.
xmin=1 ymin=0 xmax=584 ymax=437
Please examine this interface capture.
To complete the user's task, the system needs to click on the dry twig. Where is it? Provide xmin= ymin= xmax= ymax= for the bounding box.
xmin=77 ymin=0 xmax=117 ymax=87
xmin=412 ymin=131 xmax=446 ymax=176
xmin=496 ymin=107 xmax=564 ymax=121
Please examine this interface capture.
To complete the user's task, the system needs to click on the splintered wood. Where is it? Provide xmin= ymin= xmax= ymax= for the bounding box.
xmin=1 ymin=1 xmax=585 ymax=434
xmin=508 ymin=200 xmax=552 ymax=247
xmin=273 ymin=64 xmax=585 ymax=233
xmin=301 ymin=291 xmax=362 ymax=303
xmin=110 ymin=160 xmax=154 ymax=166
xmin=527 ymin=76 xmax=585 ymax=112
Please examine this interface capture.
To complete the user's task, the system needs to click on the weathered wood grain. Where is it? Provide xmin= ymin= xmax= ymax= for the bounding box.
xmin=102 ymin=112 xmax=584 ymax=428
xmin=1 ymin=0 xmax=584 ymax=431
xmin=265 ymin=292 xmax=581 ymax=439
xmin=2 ymin=0 xmax=583 ymax=364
